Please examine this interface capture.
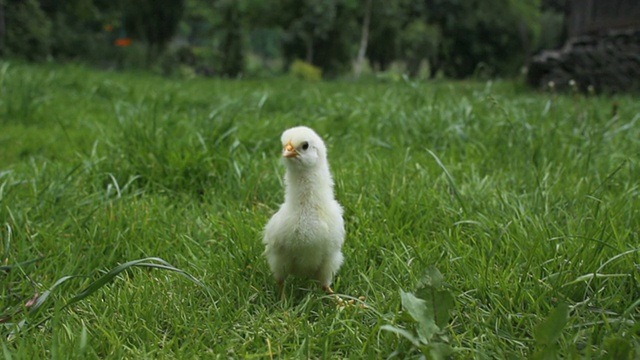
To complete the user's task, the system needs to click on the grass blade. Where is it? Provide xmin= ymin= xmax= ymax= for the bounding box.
xmin=19 ymin=257 xmax=211 ymax=324
xmin=426 ymin=149 xmax=468 ymax=215
xmin=0 ymin=257 xmax=44 ymax=272
xmin=2 ymin=341 xmax=12 ymax=360
xmin=30 ymin=275 xmax=83 ymax=314
xmin=62 ymin=257 xmax=211 ymax=309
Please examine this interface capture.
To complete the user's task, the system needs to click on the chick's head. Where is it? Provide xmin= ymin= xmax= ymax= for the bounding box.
xmin=280 ymin=126 xmax=327 ymax=169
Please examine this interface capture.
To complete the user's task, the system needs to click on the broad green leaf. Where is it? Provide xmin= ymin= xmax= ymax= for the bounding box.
xmin=418 ymin=265 xmax=445 ymax=288
xmin=422 ymin=342 xmax=454 ymax=360
xmin=533 ymin=303 xmax=569 ymax=346
xmin=531 ymin=345 xmax=559 ymax=360
xmin=400 ymin=290 xmax=440 ymax=343
xmin=415 ymin=287 xmax=454 ymax=330
xmin=416 ymin=266 xmax=454 ymax=329
xmin=379 ymin=324 xmax=421 ymax=347
xmin=604 ymin=337 xmax=632 ymax=360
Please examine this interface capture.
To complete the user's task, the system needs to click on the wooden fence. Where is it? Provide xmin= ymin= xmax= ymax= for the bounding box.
xmin=567 ymin=0 xmax=640 ymax=37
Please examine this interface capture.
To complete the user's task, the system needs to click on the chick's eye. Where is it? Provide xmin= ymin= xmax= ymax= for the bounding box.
xmin=301 ymin=142 xmax=309 ymax=150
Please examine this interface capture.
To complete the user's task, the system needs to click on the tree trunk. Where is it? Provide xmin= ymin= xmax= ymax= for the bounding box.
xmin=518 ymin=22 xmax=531 ymax=66
xmin=429 ymin=60 xmax=440 ymax=79
xmin=305 ymin=37 xmax=314 ymax=64
xmin=146 ymin=43 xmax=155 ymax=68
xmin=354 ymin=0 xmax=372 ymax=78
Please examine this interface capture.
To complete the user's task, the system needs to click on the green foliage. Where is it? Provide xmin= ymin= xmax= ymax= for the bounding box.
xmin=124 ymin=0 xmax=186 ymax=64
xmin=416 ymin=266 xmax=455 ymax=331
xmin=2 ymin=257 xmax=207 ymax=335
xmin=39 ymin=0 xmax=104 ymax=61
xmin=509 ymin=0 xmax=542 ymax=40
xmin=367 ymin=1 xmax=404 ymax=71
xmin=287 ymin=0 xmax=338 ymax=50
xmin=400 ymin=20 xmax=441 ymax=77
xmin=48 ymin=13 xmax=91 ymax=59
xmin=381 ymin=266 xmax=455 ymax=358
xmin=537 ymin=10 xmax=565 ymax=50
xmin=532 ymin=303 xmax=569 ymax=359
xmin=421 ymin=0 xmax=541 ymax=78
xmin=0 ymin=0 xmax=554 ymax=78
xmin=278 ymin=0 xmax=357 ymax=77
xmin=218 ymin=1 xmax=245 ymax=77
xmin=2 ymin=0 xmax=52 ymax=60
xmin=365 ymin=0 xmax=543 ymax=78
xmin=1 ymin=62 xmax=639 ymax=357
xmin=180 ymin=0 xmax=261 ymax=77
xmin=603 ymin=337 xmax=635 ymax=360
xmin=180 ymin=0 xmax=219 ymax=45
xmin=289 ymin=59 xmax=322 ymax=81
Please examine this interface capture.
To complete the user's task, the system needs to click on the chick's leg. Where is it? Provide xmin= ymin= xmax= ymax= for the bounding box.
xmin=268 ymin=252 xmax=287 ymax=301
xmin=319 ymin=274 xmax=340 ymax=302
xmin=318 ymin=253 xmax=342 ymax=296
xmin=323 ymin=284 xmax=347 ymax=307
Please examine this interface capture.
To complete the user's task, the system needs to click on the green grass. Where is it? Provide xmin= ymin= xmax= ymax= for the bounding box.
xmin=1 ymin=61 xmax=639 ymax=358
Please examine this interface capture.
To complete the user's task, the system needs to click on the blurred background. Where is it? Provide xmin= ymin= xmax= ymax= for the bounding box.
xmin=0 ymin=0 xmax=638 ymax=91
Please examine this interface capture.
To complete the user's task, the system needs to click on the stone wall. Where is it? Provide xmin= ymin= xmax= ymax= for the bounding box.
xmin=528 ymin=30 xmax=640 ymax=93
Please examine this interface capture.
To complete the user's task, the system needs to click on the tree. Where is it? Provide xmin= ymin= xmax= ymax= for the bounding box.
xmin=181 ymin=0 xmax=218 ymax=46
xmin=273 ymin=0 xmax=356 ymax=77
xmin=218 ymin=0 xmax=244 ymax=77
xmin=124 ymin=0 xmax=185 ymax=65
xmin=0 ymin=2 xmax=5 ymax=52
xmin=366 ymin=1 xmax=404 ymax=72
xmin=1 ymin=0 xmax=51 ymax=60
xmin=311 ymin=1 xmax=357 ymax=77
xmin=286 ymin=0 xmax=337 ymax=64
xmin=39 ymin=0 xmax=103 ymax=60
xmin=400 ymin=20 xmax=441 ymax=78
xmin=354 ymin=0 xmax=372 ymax=78
xmin=276 ymin=0 xmax=338 ymax=66
xmin=423 ymin=0 xmax=541 ymax=78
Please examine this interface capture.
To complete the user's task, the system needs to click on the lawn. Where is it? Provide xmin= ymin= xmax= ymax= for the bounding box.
xmin=1 ymin=62 xmax=639 ymax=359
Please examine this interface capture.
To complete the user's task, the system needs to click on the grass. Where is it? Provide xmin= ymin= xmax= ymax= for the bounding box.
xmin=0 ymin=61 xmax=638 ymax=358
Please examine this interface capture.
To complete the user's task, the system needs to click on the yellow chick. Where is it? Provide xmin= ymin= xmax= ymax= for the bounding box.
xmin=263 ymin=126 xmax=345 ymax=295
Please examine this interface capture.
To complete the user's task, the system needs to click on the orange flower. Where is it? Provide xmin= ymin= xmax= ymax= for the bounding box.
xmin=114 ymin=38 xmax=132 ymax=47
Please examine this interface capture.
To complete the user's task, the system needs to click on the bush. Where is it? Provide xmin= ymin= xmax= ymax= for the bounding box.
xmin=47 ymin=13 xmax=108 ymax=62
xmin=400 ymin=20 xmax=441 ymax=78
xmin=289 ymin=59 xmax=322 ymax=81
xmin=3 ymin=0 xmax=52 ymax=61
xmin=537 ymin=10 xmax=566 ymax=51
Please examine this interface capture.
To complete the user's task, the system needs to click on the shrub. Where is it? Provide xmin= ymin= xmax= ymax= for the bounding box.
xmin=289 ymin=59 xmax=322 ymax=81
xmin=400 ymin=20 xmax=441 ymax=78
xmin=3 ymin=0 xmax=52 ymax=61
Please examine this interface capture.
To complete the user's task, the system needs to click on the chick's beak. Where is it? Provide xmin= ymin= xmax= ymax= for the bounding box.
xmin=283 ymin=141 xmax=298 ymax=158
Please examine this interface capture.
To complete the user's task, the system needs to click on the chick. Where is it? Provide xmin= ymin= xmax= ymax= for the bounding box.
xmin=263 ymin=126 xmax=345 ymax=296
